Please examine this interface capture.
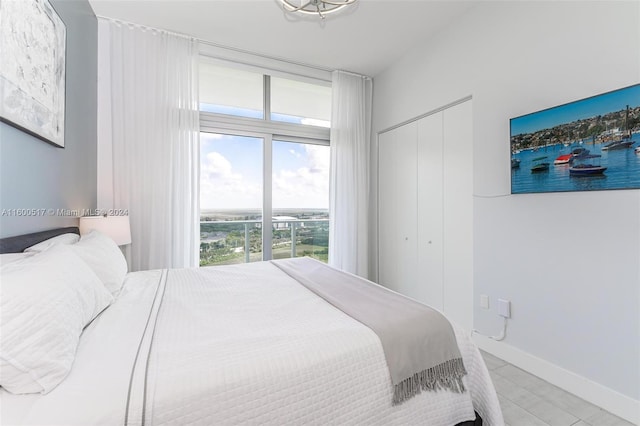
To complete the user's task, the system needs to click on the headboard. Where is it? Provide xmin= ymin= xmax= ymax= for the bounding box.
xmin=0 ymin=227 xmax=80 ymax=254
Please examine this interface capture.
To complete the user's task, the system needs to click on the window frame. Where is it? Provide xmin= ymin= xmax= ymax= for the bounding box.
xmin=199 ymin=59 xmax=330 ymax=263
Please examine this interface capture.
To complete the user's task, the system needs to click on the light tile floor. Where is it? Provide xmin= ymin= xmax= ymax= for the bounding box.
xmin=480 ymin=350 xmax=635 ymax=426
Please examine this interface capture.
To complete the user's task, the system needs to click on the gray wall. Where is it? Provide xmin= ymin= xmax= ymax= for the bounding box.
xmin=0 ymin=0 xmax=98 ymax=237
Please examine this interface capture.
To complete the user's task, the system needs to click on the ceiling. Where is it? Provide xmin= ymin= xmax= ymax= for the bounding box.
xmin=88 ymin=0 xmax=477 ymax=77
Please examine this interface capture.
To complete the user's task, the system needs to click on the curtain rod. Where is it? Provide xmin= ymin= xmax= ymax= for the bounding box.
xmin=200 ymin=39 xmax=373 ymax=79
xmin=198 ymin=38 xmax=334 ymax=74
xmin=334 ymin=69 xmax=372 ymax=81
xmin=97 ymin=15 xmax=371 ymax=80
xmin=97 ymin=16 xmax=196 ymax=41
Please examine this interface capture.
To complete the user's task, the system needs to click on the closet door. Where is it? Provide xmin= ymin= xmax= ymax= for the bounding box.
xmin=377 ymin=100 xmax=473 ymax=331
xmin=378 ymin=122 xmax=418 ymax=297
xmin=416 ymin=112 xmax=444 ymax=310
xmin=442 ymin=100 xmax=473 ymax=330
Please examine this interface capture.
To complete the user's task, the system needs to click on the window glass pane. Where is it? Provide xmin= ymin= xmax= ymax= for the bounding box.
xmin=270 ymin=77 xmax=331 ymax=128
xmin=271 ymin=140 xmax=330 ymax=262
xmin=199 ymin=62 xmax=263 ymax=119
xmin=200 ymin=133 xmax=263 ymax=266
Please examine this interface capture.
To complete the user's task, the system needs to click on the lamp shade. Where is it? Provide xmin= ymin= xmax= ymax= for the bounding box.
xmin=79 ymin=215 xmax=132 ymax=246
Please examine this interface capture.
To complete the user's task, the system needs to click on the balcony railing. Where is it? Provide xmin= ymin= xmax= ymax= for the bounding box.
xmin=200 ymin=219 xmax=329 ymax=266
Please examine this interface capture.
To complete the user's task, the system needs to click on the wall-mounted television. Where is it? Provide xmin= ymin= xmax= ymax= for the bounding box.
xmin=510 ymin=84 xmax=640 ymax=194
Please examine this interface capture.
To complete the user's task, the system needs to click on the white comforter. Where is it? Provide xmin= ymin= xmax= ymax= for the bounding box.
xmin=1 ymin=261 xmax=503 ymax=425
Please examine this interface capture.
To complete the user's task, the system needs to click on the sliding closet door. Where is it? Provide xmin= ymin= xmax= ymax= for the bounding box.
xmin=395 ymin=123 xmax=418 ymax=299
xmin=442 ymin=100 xmax=473 ymax=330
xmin=378 ymin=122 xmax=418 ymax=297
xmin=416 ymin=112 xmax=444 ymax=310
xmin=377 ymin=99 xmax=473 ymax=331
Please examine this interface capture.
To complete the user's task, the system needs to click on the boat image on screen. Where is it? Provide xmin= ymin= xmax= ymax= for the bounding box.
xmin=510 ymin=84 xmax=640 ymax=194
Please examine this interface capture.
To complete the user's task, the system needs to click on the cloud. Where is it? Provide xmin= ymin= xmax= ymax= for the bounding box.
xmin=288 ymin=149 xmax=301 ymax=158
xmin=273 ymin=144 xmax=330 ymax=209
xmin=200 ymin=151 xmax=261 ymax=209
xmin=200 ymin=133 xmax=228 ymax=152
xmin=306 ymin=144 xmax=330 ymax=173
xmin=201 ymin=152 xmax=238 ymax=180
xmin=200 ymin=144 xmax=330 ymax=210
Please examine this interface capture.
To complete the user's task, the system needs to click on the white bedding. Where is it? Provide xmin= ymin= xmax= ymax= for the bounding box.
xmin=1 ymin=261 xmax=503 ymax=426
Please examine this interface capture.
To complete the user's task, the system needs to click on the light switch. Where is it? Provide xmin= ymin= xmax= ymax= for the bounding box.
xmin=480 ymin=294 xmax=489 ymax=309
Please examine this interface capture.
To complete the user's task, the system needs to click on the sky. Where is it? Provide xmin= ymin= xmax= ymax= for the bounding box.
xmin=510 ymin=84 xmax=640 ymax=136
xmin=200 ymin=133 xmax=330 ymax=211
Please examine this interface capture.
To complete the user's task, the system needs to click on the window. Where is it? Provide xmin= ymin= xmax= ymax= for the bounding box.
xmin=271 ymin=77 xmax=331 ymax=127
xmin=199 ymin=59 xmax=263 ymax=119
xmin=199 ymin=59 xmax=331 ymax=266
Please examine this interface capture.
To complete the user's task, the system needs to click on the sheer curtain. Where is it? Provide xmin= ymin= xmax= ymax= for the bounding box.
xmin=328 ymin=71 xmax=372 ymax=277
xmin=99 ymin=19 xmax=200 ymax=271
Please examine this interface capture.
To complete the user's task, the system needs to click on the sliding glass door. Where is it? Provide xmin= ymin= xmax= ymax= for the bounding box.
xmin=200 ymin=132 xmax=264 ymax=266
xmin=199 ymin=133 xmax=329 ymax=266
xmin=271 ymin=140 xmax=329 ymax=261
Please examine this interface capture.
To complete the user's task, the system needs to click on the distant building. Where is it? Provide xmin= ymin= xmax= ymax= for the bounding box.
xmin=272 ymin=216 xmax=304 ymax=230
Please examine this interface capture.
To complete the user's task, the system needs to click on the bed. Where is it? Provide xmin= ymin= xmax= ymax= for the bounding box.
xmin=0 ymin=227 xmax=503 ymax=426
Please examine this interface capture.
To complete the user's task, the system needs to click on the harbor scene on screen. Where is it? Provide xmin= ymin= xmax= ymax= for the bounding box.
xmin=510 ymin=84 xmax=640 ymax=194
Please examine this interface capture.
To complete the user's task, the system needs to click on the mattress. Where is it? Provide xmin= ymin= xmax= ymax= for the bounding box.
xmin=1 ymin=261 xmax=503 ymax=425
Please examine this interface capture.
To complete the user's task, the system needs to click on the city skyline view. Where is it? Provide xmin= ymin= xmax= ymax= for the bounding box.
xmin=510 ymin=84 xmax=640 ymax=136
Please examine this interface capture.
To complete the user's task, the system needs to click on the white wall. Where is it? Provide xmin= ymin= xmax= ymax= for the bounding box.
xmin=371 ymin=0 xmax=639 ymax=420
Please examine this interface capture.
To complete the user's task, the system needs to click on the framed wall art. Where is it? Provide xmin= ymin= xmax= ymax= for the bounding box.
xmin=0 ymin=0 xmax=66 ymax=147
xmin=510 ymin=84 xmax=640 ymax=194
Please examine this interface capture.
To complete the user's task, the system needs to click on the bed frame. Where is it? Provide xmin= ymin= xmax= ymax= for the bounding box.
xmin=0 ymin=227 xmax=79 ymax=254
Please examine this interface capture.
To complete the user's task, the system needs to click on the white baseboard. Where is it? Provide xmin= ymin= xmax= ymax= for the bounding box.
xmin=473 ymin=334 xmax=640 ymax=424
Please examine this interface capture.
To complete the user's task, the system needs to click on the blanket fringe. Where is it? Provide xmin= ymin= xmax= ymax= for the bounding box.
xmin=392 ymin=358 xmax=467 ymax=406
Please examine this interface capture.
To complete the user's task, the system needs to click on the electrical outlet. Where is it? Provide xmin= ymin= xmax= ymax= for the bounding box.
xmin=498 ymin=299 xmax=511 ymax=318
xmin=480 ymin=294 xmax=489 ymax=309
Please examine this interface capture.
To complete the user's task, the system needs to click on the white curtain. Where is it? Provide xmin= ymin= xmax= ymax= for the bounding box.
xmin=99 ymin=19 xmax=200 ymax=271
xmin=328 ymin=71 xmax=372 ymax=277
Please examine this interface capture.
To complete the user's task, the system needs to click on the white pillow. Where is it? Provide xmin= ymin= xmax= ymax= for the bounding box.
xmin=23 ymin=233 xmax=80 ymax=253
xmin=0 ymin=244 xmax=113 ymax=394
xmin=69 ymin=230 xmax=128 ymax=295
xmin=0 ymin=252 xmax=33 ymax=266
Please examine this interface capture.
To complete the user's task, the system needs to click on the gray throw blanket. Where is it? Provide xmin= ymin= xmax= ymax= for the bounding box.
xmin=271 ymin=257 xmax=467 ymax=405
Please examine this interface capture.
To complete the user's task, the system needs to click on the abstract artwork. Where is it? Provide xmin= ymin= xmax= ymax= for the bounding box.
xmin=510 ymin=84 xmax=640 ymax=194
xmin=0 ymin=0 xmax=66 ymax=147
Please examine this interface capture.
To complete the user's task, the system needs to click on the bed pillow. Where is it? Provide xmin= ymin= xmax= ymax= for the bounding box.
xmin=23 ymin=233 xmax=80 ymax=253
xmin=69 ymin=230 xmax=128 ymax=295
xmin=0 ymin=252 xmax=33 ymax=266
xmin=0 ymin=244 xmax=113 ymax=394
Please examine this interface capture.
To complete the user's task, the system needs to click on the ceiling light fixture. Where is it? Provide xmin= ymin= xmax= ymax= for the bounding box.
xmin=278 ymin=0 xmax=358 ymax=19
